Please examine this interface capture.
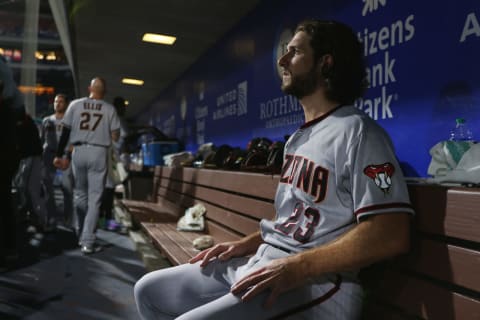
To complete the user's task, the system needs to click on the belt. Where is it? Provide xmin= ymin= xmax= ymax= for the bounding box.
xmin=73 ymin=142 xmax=107 ymax=148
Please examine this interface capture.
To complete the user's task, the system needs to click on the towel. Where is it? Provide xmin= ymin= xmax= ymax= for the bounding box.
xmin=428 ymin=141 xmax=480 ymax=184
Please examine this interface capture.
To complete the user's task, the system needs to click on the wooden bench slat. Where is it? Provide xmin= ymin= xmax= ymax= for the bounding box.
xmin=445 ymin=188 xmax=480 ymax=242
xmin=162 ymin=223 xmax=205 ymax=243
xmin=155 ymin=186 xmax=258 ymax=235
xmin=205 ymin=220 xmax=243 ymax=242
xmin=121 ymin=198 xmax=180 ymax=215
xmin=141 ymin=222 xmax=193 ymax=265
xmin=193 ymin=168 xmax=279 ymax=200
xmin=156 ymin=183 xmax=185 ymax=201
xmin=409 ymin=184 xmax=448 ymax=236
xmin=156 ymin=223 xmax=205 ymax=263
xmin=121 ymin=199 xmax=152 ymax=208
xmin=189 ymin=184 xmax=276 ymax=220
xmin=409 ymin=184 xmax=480 ymax=242
xmin=147 ymin=190 xmax=251 ymax=239
xmin=372 ymin=270 xmax=480 ymax=320
xmin=203 ymin=202 xmax=260 ymax=237
xmin=121 ymin=199 xmax=181 ymax=222
xmin=156 ymin=184 xmax=265 ymax=236
xmin=158 ymin=179 xmax=276 ymax=221
xmin=157 ymin=188 xmax=259 ymax=234
xmin=159 ymin=166 xmax=279 ymax=200
xmin=142 ymin=222 xmax=203 ymax=265
xmin=143 ymin=221 xmax=242 ymax=265
xmin=399 ymin=238 xmax=480 ymax=292
xmin=156 ymin=183 xmax=192 ymax=205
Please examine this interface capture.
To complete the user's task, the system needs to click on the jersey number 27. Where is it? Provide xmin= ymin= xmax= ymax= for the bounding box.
xmin=80 ymin=112 xmax=103 ymax=131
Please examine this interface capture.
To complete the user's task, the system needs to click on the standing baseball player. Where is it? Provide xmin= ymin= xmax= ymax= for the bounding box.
xmin=41 ymin=93 xmax=74 ymax=228
xmin=1 ymin=56 xmax=23 ymax=265
xmin=54 ymin=77 xmax=120 ymax=254
xmin=134 ymin=20 xmax=415 ymax=319
xmin=13 ymin=112 xmax=51 ymax=232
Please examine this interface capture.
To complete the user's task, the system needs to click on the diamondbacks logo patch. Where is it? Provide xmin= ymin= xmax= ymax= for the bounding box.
xmin=364 ymin=162 xmax=395 ymax=193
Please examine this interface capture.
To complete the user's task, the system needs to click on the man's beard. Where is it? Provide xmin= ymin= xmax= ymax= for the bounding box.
xmin=281 ymin=67 xmax=320 ymax=99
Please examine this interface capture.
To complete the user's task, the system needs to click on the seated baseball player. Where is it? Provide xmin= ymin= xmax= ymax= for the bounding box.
xmin=134 ymin=19 xmax=414 ymax=320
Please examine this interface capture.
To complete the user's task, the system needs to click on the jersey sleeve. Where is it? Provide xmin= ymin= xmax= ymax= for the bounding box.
xmin=110 ymin=108 xmax=121 ymax=132
xmin=62 ymin=102 xmax=74 ymax=128
xmin=348 ymin=125 xmax=414 ymax=222
xmin=40 ymin=117 xmax=48 ymax=144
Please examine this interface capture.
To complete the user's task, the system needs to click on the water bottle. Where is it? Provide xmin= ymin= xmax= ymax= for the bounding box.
xmin=54 ymin=169 xmax=63 ymax=186
xmin=449 ymin=118 xmax=474 ymax=142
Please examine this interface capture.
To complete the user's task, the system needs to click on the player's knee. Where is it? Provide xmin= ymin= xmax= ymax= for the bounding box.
xmin=134 ymin=273 xmax=155 ymax=305
xmin=133 ymin=277 xmax=147 ymax=306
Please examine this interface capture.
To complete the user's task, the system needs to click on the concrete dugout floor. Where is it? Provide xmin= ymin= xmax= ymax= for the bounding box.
xmin=0 ymin=192 xmax=169 ymax=320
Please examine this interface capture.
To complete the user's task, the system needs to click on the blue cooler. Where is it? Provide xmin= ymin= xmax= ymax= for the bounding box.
xmin=144 ymin=141 xmax=179 ymax=166
xmin=141 ymin=143 xmax=152 ymax=166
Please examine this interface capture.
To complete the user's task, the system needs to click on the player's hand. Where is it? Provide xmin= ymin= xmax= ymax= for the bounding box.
xmin=60 ymin=158 xmax=70 ymax=170
xmin=53 ymin=157 xmax=63 ymax=169
xmin=230 ymin=256 xmax=305 ymax=308
xmin=189 ymin=241 xmax=246 ymax=267
xmin=53 ymin=157 xmax=70 ymax=170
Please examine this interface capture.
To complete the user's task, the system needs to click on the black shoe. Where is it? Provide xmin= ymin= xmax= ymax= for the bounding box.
xmin=80 ymin=244 xmax=102 ymax=254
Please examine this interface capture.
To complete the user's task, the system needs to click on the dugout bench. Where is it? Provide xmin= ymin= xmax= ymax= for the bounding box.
xmin=121 ymin=166 xmax=278 ymax=265
xmin=120 ymin=166 xmax=480 ymax=319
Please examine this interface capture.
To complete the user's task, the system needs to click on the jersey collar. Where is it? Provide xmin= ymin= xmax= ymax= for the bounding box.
xmin=299 ymin=104 xmax=345 ymax=129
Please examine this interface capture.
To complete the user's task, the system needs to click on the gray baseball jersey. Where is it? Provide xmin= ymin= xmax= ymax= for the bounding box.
xmin=261 ymin=105 xmax=414 ymax=253
xmin=42 ymin=114 xmax=63 ymax=153
xmin=62 ymin=97 xmax=120 ymax=146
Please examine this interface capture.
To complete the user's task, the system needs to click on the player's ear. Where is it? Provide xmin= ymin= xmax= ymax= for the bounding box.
xmin=318 ymin=54 xmax=333 ymax=80
xmin=319 ymin=54 xmax=333 ymax=73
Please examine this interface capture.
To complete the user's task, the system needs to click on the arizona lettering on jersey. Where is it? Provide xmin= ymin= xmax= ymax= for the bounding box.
xmin=280 ymin=154 xmax=329 ymax=203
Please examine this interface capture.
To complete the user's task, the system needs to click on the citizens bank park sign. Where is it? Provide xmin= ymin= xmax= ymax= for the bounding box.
xmin=138 ymin=0 xmax=480 ymax=177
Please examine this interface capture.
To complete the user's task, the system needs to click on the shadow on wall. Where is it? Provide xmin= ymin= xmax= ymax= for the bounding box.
xmin=400 ymin=161 xmax=421 ymax=177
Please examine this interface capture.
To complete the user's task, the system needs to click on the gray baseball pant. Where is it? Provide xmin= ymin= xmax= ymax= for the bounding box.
xmin=134 ymin=244 xmax=363 ymax=319
xmin=71 ymin=145 xmax=107 ymax=246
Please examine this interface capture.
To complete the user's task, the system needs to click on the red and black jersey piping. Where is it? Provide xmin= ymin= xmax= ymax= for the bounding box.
xmin=268 ymin=274 xmax=342 ymax=319
xmin=299 ymin=104 xmax=345 ymax=129
xmin=354 ymin=202 xmax=414 ymax=216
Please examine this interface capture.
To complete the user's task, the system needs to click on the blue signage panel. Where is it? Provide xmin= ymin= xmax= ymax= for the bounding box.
xmin=137 ymin=0 xmax=480 ymax=177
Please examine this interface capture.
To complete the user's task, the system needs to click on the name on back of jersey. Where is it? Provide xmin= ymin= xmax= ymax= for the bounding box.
xmin=84 ymin=102 xmax=103 ymax=111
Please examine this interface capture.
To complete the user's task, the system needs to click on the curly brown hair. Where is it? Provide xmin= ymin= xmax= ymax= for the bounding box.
xmin=295 ymin=20 xmax=368 ymax=104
